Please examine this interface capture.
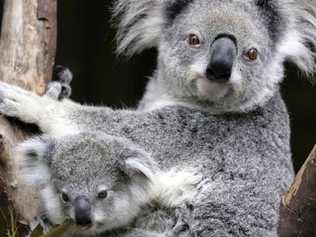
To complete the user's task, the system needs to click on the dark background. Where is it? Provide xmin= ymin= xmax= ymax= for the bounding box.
xmin=57 ymin=0 xmax=315 ymax=172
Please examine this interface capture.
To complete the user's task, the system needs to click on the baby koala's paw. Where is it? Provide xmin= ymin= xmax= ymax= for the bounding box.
xmin=46 ymin=65 xmax=73 ymax=100
xmin=166 ymin=205 xmax=195 ymax=237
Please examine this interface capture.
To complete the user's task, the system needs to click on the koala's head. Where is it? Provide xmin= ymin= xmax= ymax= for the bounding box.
xmin=114 ymin=0 xmax=316 ymax=112
xmin=16 ymin=133 xmax=158 ymax=234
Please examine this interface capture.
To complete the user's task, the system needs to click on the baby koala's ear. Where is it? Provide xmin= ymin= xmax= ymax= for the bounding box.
xmin=15 ymin=136 xmax=55 ymax=188
xmin=120 ymin=152 xmax=159 ymax=182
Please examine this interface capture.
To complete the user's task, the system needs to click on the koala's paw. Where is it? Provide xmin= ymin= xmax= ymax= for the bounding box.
xmin=46 ymin=81 xmax=72 ymax=101
xmin=47 ymin=65 xmax=73 ymax=100
xmin=53 ymin=65 xmax=73 ymax=84
xmin=0 ymin=82 xmax=40 ymax=122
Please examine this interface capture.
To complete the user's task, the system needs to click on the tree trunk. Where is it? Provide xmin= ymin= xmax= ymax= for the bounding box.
xmin=278 ymin=145 xmax=316 ymax=237
xmin=0 ymin=0 xmax=57 ymax=234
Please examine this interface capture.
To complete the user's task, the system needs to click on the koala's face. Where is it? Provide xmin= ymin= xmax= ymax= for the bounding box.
xmin=17 ymin=133 xmax=157 ymax=234
xmin=116 ymin=0 xmax=315 ymax=112
xmin=158 ymin=0 xmax=287 ymax=112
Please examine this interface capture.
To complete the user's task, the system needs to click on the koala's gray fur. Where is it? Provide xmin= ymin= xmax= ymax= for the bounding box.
xmin=0 ymin=0 xmax=315 ymax=236
xmin=18 ymin=132 xmax=199 ymax=236
xmin=0 ymin=83 xmax=296 ymax=236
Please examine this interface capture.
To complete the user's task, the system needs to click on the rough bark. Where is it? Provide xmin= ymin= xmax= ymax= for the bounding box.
xmin=278 ymin=145 xmax=316 ymax=237
xmin=0 ymin=0 xmax=57 ymax=233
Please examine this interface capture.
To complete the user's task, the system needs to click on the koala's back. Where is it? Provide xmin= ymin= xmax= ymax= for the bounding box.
xmin=71 ymin=93 xmax=293 ymax=236
xmin=140 ymin=94 xmax=292 ymax=236
xmin=103 ymin=93 xmax=292 ymax=178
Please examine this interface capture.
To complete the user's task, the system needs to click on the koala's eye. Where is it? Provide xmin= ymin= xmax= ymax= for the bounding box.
xmin=97 ymin=190 xmax=108 ymax=199
xmin=244 ymin=48 xmax=258 ymax=61
xmin=61 ymin=192 xmax=70 ymax=203
xmin=187 ymin=34 xmax=201 ymax=48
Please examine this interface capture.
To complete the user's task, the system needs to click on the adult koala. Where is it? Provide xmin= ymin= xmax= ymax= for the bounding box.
xmin=0 ymin=0 xmax=315 ymax=236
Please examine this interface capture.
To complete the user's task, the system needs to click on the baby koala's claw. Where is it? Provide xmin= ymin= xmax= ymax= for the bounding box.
xmin=166 ymin=205 xmax=195 ymax=237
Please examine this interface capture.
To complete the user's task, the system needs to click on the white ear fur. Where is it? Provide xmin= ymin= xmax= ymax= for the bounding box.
xmin=112 ymin=0 xmax=165 ymax=55
xmin=279 ymin=0 xmax=316 ymax=76
xmin=15 ymin=136 xmax=53 ymax=188
xmin=124 ymin=156 xmax=158 ymax=181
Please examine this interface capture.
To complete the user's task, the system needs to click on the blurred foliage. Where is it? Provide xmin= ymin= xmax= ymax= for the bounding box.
xmin=0 ymin=208 xmax=18 ymax=237
xmin=29 ymin=222 xmax=72 ymax=237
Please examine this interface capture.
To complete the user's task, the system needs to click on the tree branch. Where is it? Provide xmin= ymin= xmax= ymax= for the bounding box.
xmin=278 ymin=145 xmax=316 ymax=237
xmin=0 ymin=0 xmax=57 ymax=232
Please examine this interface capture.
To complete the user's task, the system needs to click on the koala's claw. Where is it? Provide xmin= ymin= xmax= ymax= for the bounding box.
xmin=47 ymin=65 xmax=73 ymax=100
xmin=60 ymin=84 xmax=72 ymax=99
xmin=53 ymin=65 xmax=73 ymax=85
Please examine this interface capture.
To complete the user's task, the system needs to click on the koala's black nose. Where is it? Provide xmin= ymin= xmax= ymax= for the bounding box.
xmin=74 ymin=196 xmax=92 ymax=226
xmin=206 ymin=35 xmax=237 ymax=83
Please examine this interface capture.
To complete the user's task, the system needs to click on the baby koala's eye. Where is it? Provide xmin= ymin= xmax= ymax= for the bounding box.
xmin=243 ymin=48 xmax=258 ymax=61
xmin=61 ymin=192 xmax=70 ymax=203
xmin=187 ymin=34 xmax=201 ymax=48
xmin=97 ymin=190 xmax=108 ymax=199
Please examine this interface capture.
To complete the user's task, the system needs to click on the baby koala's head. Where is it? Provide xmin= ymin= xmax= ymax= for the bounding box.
xmin=16 ymin=132 xmax=158 ymax=234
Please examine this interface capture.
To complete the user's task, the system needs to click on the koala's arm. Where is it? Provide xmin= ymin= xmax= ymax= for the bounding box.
xmin=0 ymin=81 xmax=114 ymax=137
xmin=0 ymin=81 xmax=177 ymax=139
xmin=190 ymin=133 xmax=293 ymax=237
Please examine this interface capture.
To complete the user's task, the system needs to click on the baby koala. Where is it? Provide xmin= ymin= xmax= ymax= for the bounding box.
xmin=16 ymin=132 xmax=200 ymax=236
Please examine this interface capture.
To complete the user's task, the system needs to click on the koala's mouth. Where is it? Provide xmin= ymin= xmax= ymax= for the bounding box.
xmin=196 ymin=77 xmax=232 ymax=100
xmin=75 ymin=223 xmax=97 ymax=235
xmin=77 ymin=223 xmax=94 ymax=229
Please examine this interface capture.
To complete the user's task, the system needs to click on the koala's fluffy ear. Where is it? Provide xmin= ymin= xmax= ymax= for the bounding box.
xmin=279 ymin=1 xmax=316 ymax=76
xmin=15 ymin=136 xmax=55 ymax=188
xmin=112 ymin=0 xmax=166 ymax=55
xmin=120 ymin=153 xmax=159 ymax=182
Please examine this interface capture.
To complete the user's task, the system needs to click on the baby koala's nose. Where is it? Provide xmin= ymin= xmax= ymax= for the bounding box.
xmin=74 ymin=196 xmax=92 ymax=226
xmin=206 ymin=35 xmax=237 ymax=83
